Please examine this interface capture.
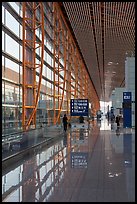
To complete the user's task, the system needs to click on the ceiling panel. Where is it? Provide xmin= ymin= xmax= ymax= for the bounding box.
xmin=61 ymin=2 xmax=135 ymax=102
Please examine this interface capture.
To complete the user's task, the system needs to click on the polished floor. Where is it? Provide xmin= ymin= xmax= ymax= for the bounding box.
xmin=2 ymin=118 xmax=135 ymax=202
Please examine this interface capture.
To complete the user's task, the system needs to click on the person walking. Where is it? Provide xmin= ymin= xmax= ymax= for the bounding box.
xmin=63 ymin=114 xmax=68 ymax=132
xmin=115 ymin=115 xmax=120 ymax=127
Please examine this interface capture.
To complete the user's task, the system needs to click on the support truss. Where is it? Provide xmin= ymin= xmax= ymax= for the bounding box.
xmin=22 ymin=2 xmax=44 ymax=130
xmin=53 ymin=3 xmax=67 ymax=125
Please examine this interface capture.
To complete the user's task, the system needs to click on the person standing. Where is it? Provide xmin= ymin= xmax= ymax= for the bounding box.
xmin=79 ymin=115 xmax=84 ymax=123
xmin=63 ymin=114 xmax=68 ymax=132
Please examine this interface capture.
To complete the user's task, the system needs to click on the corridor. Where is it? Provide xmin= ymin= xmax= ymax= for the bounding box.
xmin=2 ymin=118 xmax=135 ymax=202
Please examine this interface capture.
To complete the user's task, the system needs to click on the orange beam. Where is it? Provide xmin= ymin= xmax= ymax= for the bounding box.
xmin=22 ymin=2 xmax=44 ymax=130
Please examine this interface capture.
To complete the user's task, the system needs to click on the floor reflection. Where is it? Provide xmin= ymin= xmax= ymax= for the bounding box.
xmin=2 ymin=119 xmax=135 ymax=202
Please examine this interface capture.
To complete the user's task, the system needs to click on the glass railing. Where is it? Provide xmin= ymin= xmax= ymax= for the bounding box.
xmin=2 ymin=125 xmax=63 ymax=160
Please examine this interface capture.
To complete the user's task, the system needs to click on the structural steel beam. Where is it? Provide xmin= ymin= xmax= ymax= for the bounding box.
xmin=53 ymin=3 xmax=67 ymax=125
xmin=22 ymin=2 xmax=44 ymax=130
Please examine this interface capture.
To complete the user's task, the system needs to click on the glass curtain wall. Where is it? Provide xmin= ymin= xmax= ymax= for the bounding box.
xmin=2 ymin=2 xmax=98 ymax=135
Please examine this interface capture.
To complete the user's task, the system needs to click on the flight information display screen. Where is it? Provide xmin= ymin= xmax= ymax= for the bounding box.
xmin=70 ymin=99 xmax=89 ymax=116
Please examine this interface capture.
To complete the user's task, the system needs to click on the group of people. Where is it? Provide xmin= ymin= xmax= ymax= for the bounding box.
xmin=62 ymin=114 xmax=85 ymax=132
xmin=63 ymin=113 xmax=120 ymax=132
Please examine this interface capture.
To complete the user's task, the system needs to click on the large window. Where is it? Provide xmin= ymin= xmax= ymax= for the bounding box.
xmin=8 ymin=2 xmax=20 ymax=14
xmin=6 ymin=10 xmax=19 ymax=37
xmin=2 ymin=2 xmax=90 ymax=134
xmin=5 ymin=34 xmax=19 ymax=59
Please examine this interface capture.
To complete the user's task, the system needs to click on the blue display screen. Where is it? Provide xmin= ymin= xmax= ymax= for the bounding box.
xmin=123 ymin=92 xmax=132 ymax=128
xmin=70 ymin=99 xmax=89 ymax=116
xmin=123 ymin=92 xmax=132 ymax=102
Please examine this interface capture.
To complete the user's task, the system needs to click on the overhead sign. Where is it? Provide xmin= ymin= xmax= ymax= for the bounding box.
xmin=123 ymin=92 xmax=132 ymax=128
xmin=70 ymin=99 xmax=89 ymax=116
xmin=123 ymin=92 xmax=131 ymax=101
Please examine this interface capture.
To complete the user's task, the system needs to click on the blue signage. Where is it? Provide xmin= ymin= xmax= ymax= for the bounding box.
xmin=123 ymin=92 xmax=132 ymax=128
xmin=70 ymin=99 xmax=89 ymax=116
xmin=123 ymin=92 xmax=131 ymax=102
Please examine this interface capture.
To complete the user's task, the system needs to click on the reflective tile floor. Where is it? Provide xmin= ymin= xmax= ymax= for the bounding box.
xmin=2 ymin=118 xmax=135 ymax=202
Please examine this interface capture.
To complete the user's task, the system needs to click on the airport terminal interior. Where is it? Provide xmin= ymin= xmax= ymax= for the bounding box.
xmin=2 ymin=2 xmax=135 ymax=202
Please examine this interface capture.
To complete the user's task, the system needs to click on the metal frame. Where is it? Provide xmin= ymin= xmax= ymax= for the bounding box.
xmin=66 ymin=36 xmax=71 ymax=116
xmin=22 ymin=2 xmax=44 ymax=130
xmin=65 ymin=37 xmax=76 ymax=120
xmin=22 ymin=2 xmax=100 ymax=128
xmin=53 ymin=3 xmax=67 ymax=125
